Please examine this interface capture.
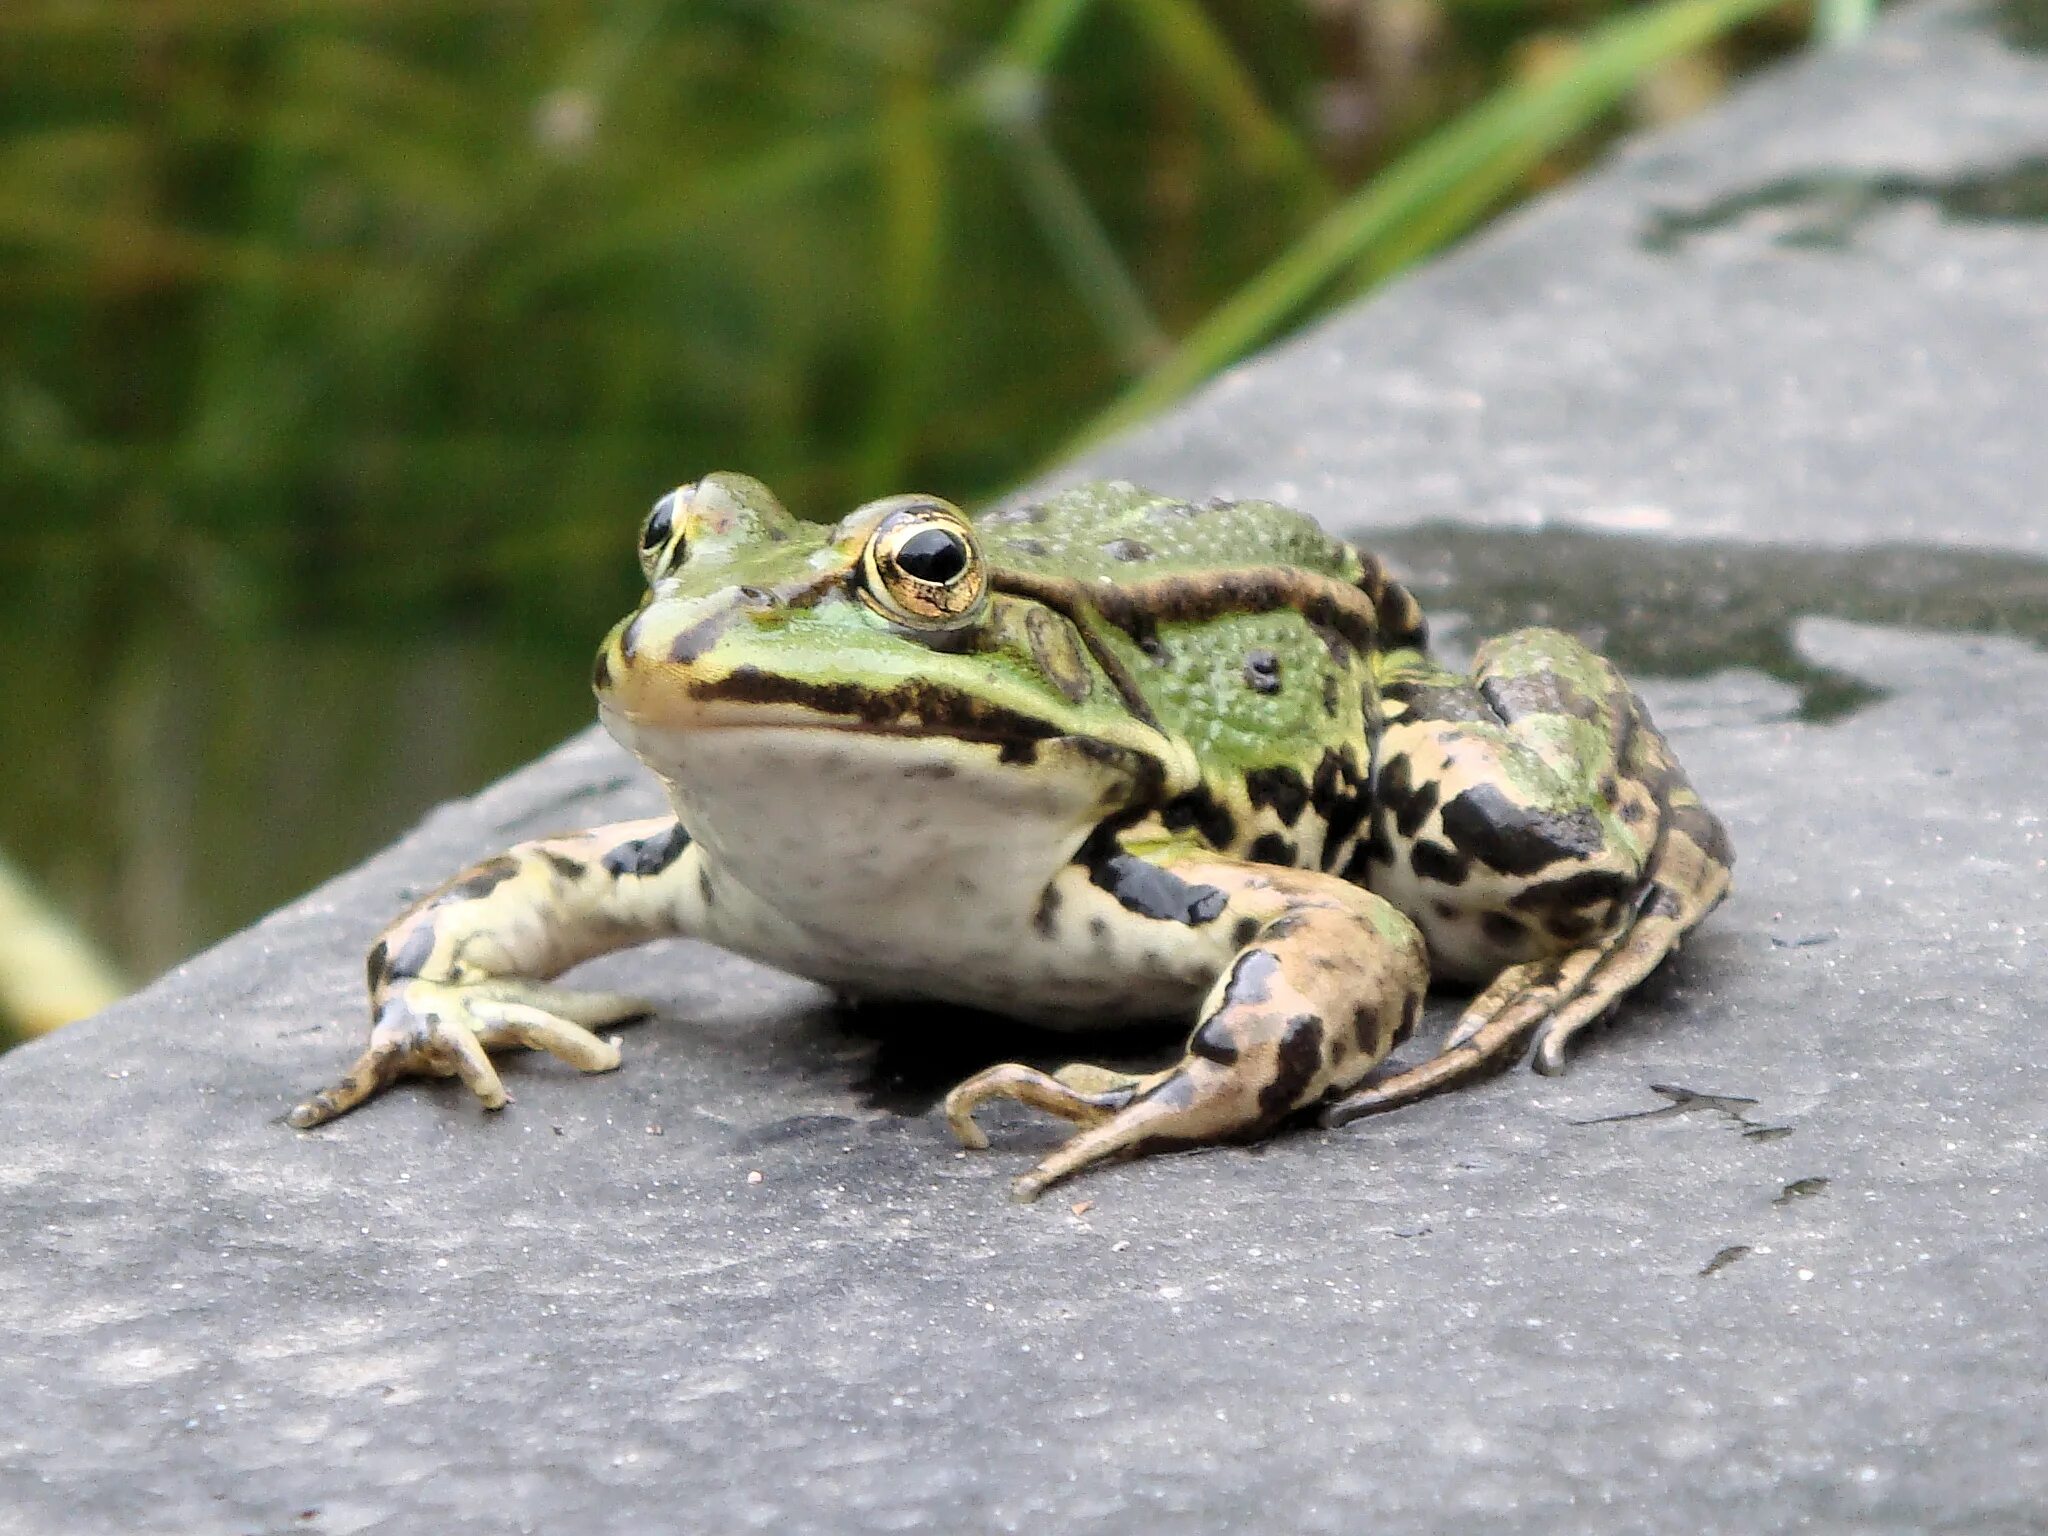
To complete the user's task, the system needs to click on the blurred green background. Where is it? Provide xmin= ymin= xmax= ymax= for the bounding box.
xmin=0 ymin=0 xmax=1839 ymax=1039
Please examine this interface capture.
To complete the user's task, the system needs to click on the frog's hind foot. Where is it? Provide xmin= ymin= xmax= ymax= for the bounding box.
xmin=948 ymin=1046 xmax=1281 ymax=1204
xmin=947 ymin=864 xmax=1428 ymax=1200
xmin=1322 ymin=804 xmax=1731 ymax=1126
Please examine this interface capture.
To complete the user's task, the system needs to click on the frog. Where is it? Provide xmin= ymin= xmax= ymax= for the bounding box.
xmin=290 ymin=474 xmax=1733 ymax=1200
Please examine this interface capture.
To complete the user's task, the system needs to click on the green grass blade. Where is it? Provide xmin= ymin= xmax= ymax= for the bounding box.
xmin=993 ymin=0 xmax=1101 ymax=73
xmin=1067 ymin=0 xmax=1783 ymax=452
xmin=990 ymin=112 xmax=1169 ymax=374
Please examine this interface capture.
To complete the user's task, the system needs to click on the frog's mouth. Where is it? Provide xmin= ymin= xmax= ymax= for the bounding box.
xmin=599 ymin=670 xmax=1180 ymax=804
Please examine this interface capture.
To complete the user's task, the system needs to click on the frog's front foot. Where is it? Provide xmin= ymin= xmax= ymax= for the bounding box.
xmin=288 ymin=979 xmax=651 ymax=1129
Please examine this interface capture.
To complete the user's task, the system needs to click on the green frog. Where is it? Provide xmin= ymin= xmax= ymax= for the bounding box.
xmin=291 ymin=474 xmax=1732 ymax=1200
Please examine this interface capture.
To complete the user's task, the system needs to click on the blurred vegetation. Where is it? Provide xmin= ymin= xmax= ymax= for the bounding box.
xmin=0 ymin=0 xmax=1829 ymax=1038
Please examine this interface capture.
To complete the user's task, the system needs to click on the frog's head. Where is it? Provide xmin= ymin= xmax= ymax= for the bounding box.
xmin=594 ymin=474 xmax=1195 ymax=891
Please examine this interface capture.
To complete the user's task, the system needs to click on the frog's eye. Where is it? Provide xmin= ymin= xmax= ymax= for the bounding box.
xmin=861 ymin=507 xmax=987 ymax=628
xmin=638 ymin=488 xmax=687 ymax=583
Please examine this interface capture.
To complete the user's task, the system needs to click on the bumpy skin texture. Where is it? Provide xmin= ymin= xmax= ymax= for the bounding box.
xmin=292 ymin=475 xmax=1732 ymax=1199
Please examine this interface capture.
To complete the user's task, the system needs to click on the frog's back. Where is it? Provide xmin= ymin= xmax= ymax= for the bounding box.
xmin=978 ymin=481 xmax=1424 ymax=875
xmin=978 ymin=480 xmax=1367 ymax=581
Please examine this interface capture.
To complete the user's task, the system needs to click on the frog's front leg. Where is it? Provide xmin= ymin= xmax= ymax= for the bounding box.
xmin=1325 ymin=628 xmax=1733 ymax=1125
xmin=946 ymin=859 xmax=1428 ymax=1200
xmin=289 ymin=817 xmax=707 ymax=1128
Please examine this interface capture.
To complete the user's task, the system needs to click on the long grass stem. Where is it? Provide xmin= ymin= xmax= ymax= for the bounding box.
xmin=1065 ymin=0 xmax=1785 ymax=454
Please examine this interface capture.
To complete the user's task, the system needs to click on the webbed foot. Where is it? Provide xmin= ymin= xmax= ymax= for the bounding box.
xmin=289 ymin=979 xmax=651 ymax=1129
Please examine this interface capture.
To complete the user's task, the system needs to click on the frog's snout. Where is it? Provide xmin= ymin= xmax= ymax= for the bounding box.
xmin=593 ymin=590 xmax=745 ymax=708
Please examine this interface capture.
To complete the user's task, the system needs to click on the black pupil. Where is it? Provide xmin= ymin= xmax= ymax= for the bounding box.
xmin=895 ymin=526 xmax=968 ymax=584
xmin=641 ymin=493 xmax=677 ymax=551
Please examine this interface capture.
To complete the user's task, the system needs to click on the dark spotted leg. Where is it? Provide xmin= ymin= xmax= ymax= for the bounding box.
xmin=1320 ymin=950 xmax=1597 ymax=1126
xmin=946 ymin=860 xmax=1428 ymax=1200
xmin=289 ymin=817 xmax=708 ymax=1128
xmin=1327 ymin=632 xmax=1733 ymax=1125
xmin=1518 ymin=790 xmax=1731 ymax=1072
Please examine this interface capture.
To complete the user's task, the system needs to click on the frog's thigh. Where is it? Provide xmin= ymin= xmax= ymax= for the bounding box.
xmin=1368 ymin=629 xmax=1659 ymax=979
xmin=946 ymin=862 xmax=1429 ymax=1200
xmin=1337 ymin=630 xmax=1733 ymax=1121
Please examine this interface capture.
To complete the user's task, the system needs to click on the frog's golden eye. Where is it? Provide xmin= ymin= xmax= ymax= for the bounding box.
xmin=638 ymin=488 xmax=687 ymax=583
xmin=861 ymin=508 xmax=987 ymax=627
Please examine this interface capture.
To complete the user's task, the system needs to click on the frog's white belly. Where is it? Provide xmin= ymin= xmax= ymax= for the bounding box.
xmin=619 ymin=723 xmax=1214 ymax=1025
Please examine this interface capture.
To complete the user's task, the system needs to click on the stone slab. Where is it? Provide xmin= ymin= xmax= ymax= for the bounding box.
xmin=5 ymin=4 xmax=2047 ymax=1532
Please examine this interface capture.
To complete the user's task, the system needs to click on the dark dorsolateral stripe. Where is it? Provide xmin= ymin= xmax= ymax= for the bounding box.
xmin=990 ymin=566 xmax=1381 ymax=677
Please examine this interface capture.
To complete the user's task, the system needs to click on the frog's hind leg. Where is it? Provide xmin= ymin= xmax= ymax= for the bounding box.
xmin=1502 ymin=791 xmax=1729 ymax=1075
xmin=945 ymin=862 xmax=1428 ymax=1200
xmin=1328 ymin=629 xmax=1733 ymax=1124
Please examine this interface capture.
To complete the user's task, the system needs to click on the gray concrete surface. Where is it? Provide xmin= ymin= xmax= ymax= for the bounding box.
xmin=5 ymin=3 xmax=2047 ymax=1531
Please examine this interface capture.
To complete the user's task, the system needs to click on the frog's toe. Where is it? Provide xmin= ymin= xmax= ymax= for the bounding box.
xmin=943 ymin=1064 xmax=1128 ymax=1152
xmin=462 ymin=982 xmax=651 ymax=1072
xmin=467 ymin=999 xmax=622 ymax=1073
xmin=287 ymin=1038 xmax=412 ymax=1129
xmin=289 ymin=981 xmax=652 ymax=1129
xmin=436 ymin=1015 xmax=511 ymax=1107
xmin=478 ymin=982 xmax=652 ymax=1031
xmin=1528 ymin=844 xmax=1732 ymax=1074
xmin=288 ymin=990 xmax=492 ymax=1129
